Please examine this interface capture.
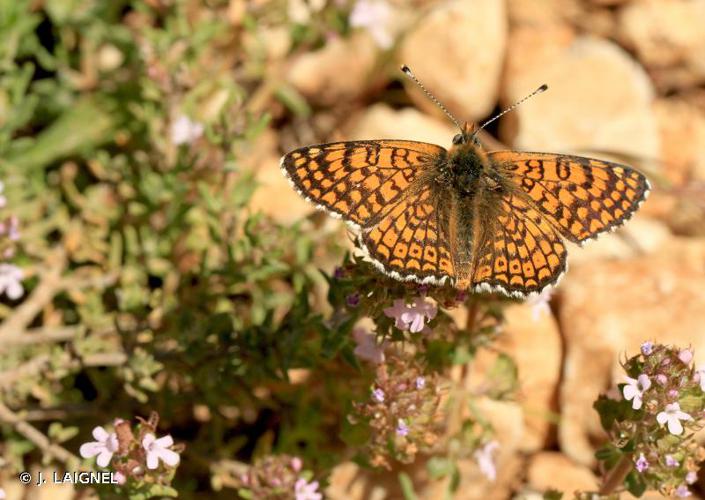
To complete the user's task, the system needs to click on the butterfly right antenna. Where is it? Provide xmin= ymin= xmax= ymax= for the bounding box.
xmin=472 ymin=84 xmax=548 ymax=139
xmin=401 ymin=65 xmax=463 ymax=133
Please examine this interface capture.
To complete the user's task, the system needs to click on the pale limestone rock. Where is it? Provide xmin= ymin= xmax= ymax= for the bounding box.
xmin=496 ymin=303 xmax=562 ymax=453
xmin=346 ymin=103 xmax=456 ymax=146
xmin=619 ymin=0 xmax=705 ymax=90
xmin=287 ymin=33 xmax=378 ymax=106
xmin=558 ymin=237 xmax=705 ymax=465
xmin=526 ymin=452 xmax=598 ymax=494
xmin=325 ymin=462 xmax=391 ymax=500
xmin=566 ymin=215 xmax=672 ymax=267
xmin=501 ymin=36 xmax=660 ymax=165
xmin=654 ymin=98 xmax=705 ymax=184
xmin=398 ymin=0 xmax=507 ymax=122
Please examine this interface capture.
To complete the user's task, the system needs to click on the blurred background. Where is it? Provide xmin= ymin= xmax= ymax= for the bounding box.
xmin=1 ymin=0 xmax=705 ymax=498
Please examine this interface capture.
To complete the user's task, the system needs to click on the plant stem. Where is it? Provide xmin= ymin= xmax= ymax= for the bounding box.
xmin=599 ymin=453 xmax=633 ymax=495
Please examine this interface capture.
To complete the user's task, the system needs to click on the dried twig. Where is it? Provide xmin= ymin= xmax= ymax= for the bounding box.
xmin=0 ymin=400 xmax=79 ymax=467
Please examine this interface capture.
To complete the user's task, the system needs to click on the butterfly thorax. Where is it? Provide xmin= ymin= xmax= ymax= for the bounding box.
xmin=438 ymin=141 xmax=504 ymax=198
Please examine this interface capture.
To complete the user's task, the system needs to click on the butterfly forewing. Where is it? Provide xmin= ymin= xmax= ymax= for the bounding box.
xmin=280 ymin=140 xmax=445 ymax=228
xmin=490 ymin=152 xmax=650 ymax=244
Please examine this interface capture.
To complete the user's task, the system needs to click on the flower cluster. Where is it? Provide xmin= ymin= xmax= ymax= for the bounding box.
xmin=349 ymin=352 xmax=444 ymax=469
xmin=234 ymin=455 xmax=321 ymax=500
xmin=0 ymin=181 xmax=23 ymax=300
xmin=595 ymin=343 xmax=705 ymax=497
xmin=79 ymin=412 xmax=182 ymax=487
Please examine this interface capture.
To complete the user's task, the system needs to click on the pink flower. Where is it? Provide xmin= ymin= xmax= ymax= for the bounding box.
xmin=170 ymin=115 xmax=203 ymax=146
xmin=142 ymin=433 xmax=180 ymax=469
xmin=623 ymin=374 xmax=651 ymax=410
xmin=676 ymin=485 xmax=692 ymax=498
xmin=294 ymin=477 xmax=322 ymax=500
xmin=635 ymin=453 xmax=649 ymax=472
xmin=527 ymin=288 xmax=552 ymax=321
xmin=114 ymin=471 xmax=126 ymax=485
xmin=383 ymin=297 xmax=436 ymax=333
xmin=291 ymin=456 xmax=303 ymax=472
xmin=0 ymin=263 xmax=23 ymax=300
xmin=656 ymin=403 xmax=693 ymax=435
xmin=371 ymin=388 xmax=385 ymax=403
xmin=473 ymin=441 xmax=499 ymax=481
xmin=656 ymin=373 xmax=668 ymax=386
xmin=686 ymin=471 xmax=698 ymax=484
xmin=350 ymin=0 xmax=393 ymax=49
xmin=678 ymin=349 xmax=693 ymax=365
xmin=352 ymin=328 xmax=386 ymax=364
xmin=415 ymin=376 xmax=425 ymax=390
xmin=665 ymin=454 xmax=679 ymax=467
xmin=79 ymin=426 xmax=119 ymax=467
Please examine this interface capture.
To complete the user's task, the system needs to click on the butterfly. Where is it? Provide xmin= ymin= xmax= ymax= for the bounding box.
xmin=279 ymin=68 xmax=651 ymax=298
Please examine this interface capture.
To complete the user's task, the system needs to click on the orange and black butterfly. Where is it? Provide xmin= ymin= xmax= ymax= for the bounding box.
xmin=280 ymin=67 xmax=650 ymax=298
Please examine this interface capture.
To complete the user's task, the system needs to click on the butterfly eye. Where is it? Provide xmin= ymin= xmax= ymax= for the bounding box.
xmin=452 ymin=134 xmax=464 ymax=145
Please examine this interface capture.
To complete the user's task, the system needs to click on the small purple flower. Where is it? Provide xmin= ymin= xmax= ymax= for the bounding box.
xmin=170 ymin=115 xmax=204 ymax=146
xmin=686 ymin=471 xmax=698 ymax=484
xmin=396 ymin=419 xmax=409 ymax=437
xmin=0 ymin=263 xmax=24 ymax=300
xmin=142 ymin=433 xmax=180 ymax=469
xmin=291 ymin=456 xmax=303 ymax=472
xmin=656 ymin=373 xmax=668 ymax=386
xmin=401 ymin=297 xmax=437 ymax=333
xmin=352 ymin=328 xmax=386 ymax=364
xmin=676 ymin=485 xmax=692 ymax=498
xmin=665 ymin=454 xmax=679 ymax=467
xmin=383 ymin=299 xmax=409 ymax=330
xmin=656 ymin=402 xmax=693 ymax=435
xmin=668 ymin=389 xmax=680 ymax=399
xmin=527 ymin=288 xmax=552 ymax=321
xmin=473 ymin=441 xmax=499 ymax=481
xmin=635 ymin=453 xmax=649 ymax=473
xmin=294 ymin=477 xmax=322 ymax=500
xmin=415 ymin=376 xmax=426 ymax=390
xmin=346 ymin=292 xmax=360 ymax=307
xmin=640 ymin=341 xmax=654 ymax=356
xmin=79 ymin=426 xmax=119 ymax=467
xmin=383 ymin=297 xmax=437 ymax=334
xmin=623 ymin=374 xmax=651 ymax=410
xmin=333 ymin=267 xmax=345 ymax=279
xmin=678 ymin=349 xmax=693 ymax=365
xmin=114 ymin=471 xmax=126 ymax=485
xmin=371 ymin=388 xmax=385 ymax=403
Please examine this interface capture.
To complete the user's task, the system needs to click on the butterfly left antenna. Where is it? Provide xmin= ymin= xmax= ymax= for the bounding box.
xmin=401 ymin=65 xmax=463 ymax=132
xmin=472 ymin=84 xmax=548 ymax=139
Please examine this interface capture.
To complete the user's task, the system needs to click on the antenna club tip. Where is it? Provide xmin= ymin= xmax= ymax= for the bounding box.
xmin=538 ymin=84 xmax=548 ymax=92
xmin=401 ymin=64 xmax=412 ymax=75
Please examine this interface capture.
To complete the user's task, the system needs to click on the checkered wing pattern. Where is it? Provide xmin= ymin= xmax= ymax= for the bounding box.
xmin=490 ymin=152 xmax=651 ymax=244
xmin=470 ymin=193 xmax=567 ymax=296
xmin=358 ymin=186 xmax=455 ymax=285
xmin=280 ymin=140 xmax=445 ymax=228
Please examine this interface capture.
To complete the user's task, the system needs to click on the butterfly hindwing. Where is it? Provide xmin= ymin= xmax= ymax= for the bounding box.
xmin=359 ymin=186 xmax=455 ymax=285
xmin=280 ymin=140 xmax=445 ymax=228
xmin=490 ymin=151 xmax=650 ymax=244
xmin=471 ymin=193 xmax=567 ymax=297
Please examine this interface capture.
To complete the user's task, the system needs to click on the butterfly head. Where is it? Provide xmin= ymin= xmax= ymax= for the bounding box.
xmin=452 ymin=122 xmax=481 ymax=147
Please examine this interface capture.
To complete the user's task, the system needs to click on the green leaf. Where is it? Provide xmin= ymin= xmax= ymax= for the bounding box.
xmin=625 ymin=470 xmax=647 ymax=497
xmin=398 ymin=472 xmax=419 ymax=500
